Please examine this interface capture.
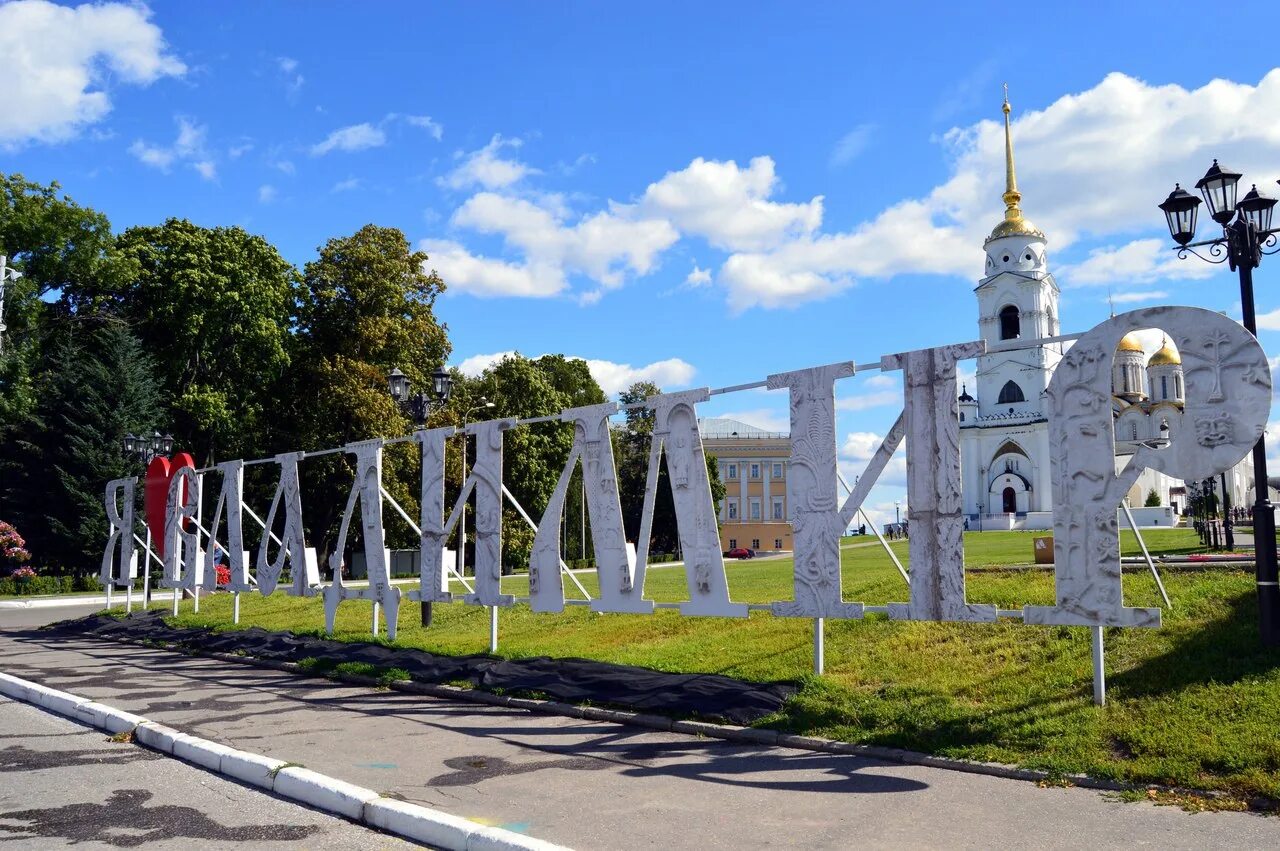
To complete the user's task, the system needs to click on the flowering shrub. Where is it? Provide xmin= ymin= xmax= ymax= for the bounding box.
xmin=215 ymin=564 xmax=231 ymax=588
xmin=0 ymin=521 xmax=31 ymax=569
xmin=11 ymin=566 xmax=36 ymax=581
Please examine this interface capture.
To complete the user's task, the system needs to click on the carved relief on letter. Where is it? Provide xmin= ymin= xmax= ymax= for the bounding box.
xmin=463 ymin=419 xmax=517 ymax=608
xmin=767 ymin=363 xmax=863 ymax=619
xmin=1026 ymin=307 xmax=1270 ymax=628
xmin=883 ymin=341 xmax=994 ymax=623
xmin=256 ymin=452 xmax=316 ymax=597
xmin=409 ymin=426 xmax=456 ymax=606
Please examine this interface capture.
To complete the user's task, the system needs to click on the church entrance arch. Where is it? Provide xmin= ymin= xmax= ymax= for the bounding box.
xmin=1002 ymin=487 xmax=1017 ymax=514
xmin=989 ymin=471 xmax=1030 ymax=514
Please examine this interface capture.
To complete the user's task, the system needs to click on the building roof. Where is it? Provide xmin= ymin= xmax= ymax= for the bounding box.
xmin=1148 ymin=338 xmax=1181 ymax=366
xmin=698 ymin=417 xmax=789 ymax=439
xmin=1117 ymin=332 xmax=1144 ymax=352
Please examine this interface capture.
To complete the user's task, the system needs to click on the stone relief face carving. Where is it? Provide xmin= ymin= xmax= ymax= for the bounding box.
xmin=1026 ymin=306 xmax=1269 ymax=628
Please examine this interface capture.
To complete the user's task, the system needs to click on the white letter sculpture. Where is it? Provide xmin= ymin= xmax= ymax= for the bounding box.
xmin=161 ymin=466 xmax=201 ymax=592
xmin=409 ymin=426 xmax=457 ymax=606
xmin=464 ymin=419 xmax=517 ymax=608
xmin=529 ymin=403 xmax=636 ymax=613
xmin=101 ymin=478 xmax=137 ymax=589
xmin=884 ymin=342 xmax=996 ymax=622
xmin=1026 ymin=307 xmax=1270 ymax=627
xmin=638 ymin=390 xmax=746 ymax=617
xmin=256 ymin=452 xmax=318 ymax=597
xmin=202 ymin=460 xmax=251 ymax=593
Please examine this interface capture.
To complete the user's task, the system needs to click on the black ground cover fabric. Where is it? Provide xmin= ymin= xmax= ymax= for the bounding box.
xmin=45 ymin=611 xmax=797 ymax=725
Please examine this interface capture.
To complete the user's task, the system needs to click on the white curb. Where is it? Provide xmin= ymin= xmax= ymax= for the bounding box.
xmin=0 ymin=670 xmax=569 ymax=850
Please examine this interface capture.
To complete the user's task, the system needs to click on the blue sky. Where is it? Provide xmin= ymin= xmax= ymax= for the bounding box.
xmin=4 ymin=0 xmax=1280 ymax=525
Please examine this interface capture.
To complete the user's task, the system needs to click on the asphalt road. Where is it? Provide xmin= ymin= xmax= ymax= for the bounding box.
xmin=1 ymin=628 xmax=1276 ymax=849
xmin=0 ymin=696 xmax=421 ymax=849
xmin=0 ymin=602 xmax=109 ymax=630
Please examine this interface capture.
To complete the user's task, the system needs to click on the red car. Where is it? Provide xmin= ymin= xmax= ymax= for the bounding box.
xmin=727 ymin=547 xmax=755 ymax=560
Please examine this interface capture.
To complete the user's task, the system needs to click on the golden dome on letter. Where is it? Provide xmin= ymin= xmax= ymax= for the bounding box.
xmin=1117 ymin=333 xmax=1144 ymax=353
xmin=1148 ymin=338 xmax=1180 ymax=366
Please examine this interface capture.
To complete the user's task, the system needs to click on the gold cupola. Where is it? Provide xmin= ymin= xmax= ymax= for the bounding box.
xmin=985 ymin=87 xmax=1045 ymax=245
xmin=1117 ymin=332 xmax=1145 ymax=353
xmin=1148 ymin=336 xmax=1181 ymax=366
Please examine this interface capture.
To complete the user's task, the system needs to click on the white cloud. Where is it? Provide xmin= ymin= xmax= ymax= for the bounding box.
xmin=634 ymin=156 xmax=822 ymax=252
xmin=422 ymin=240 xmax=562 ymax=298
xmin=454 ymin=351 xmax=695 ymax=396
xmin=1256 ymin=309 xmax=1280 ymax=331
xmin=272 ymin=159 xmax=295 ymax=175
xmin=829 ymin=124 xmax=875 ymax=168
xmin=1058 ymin=239 xmax=1214 ymax=286
xmin=715 ymin=70 xmax=1280 ymax=309
xmin=277 ymin=56 xmax=303 ymax=94
xmin=439 ymin=135 xmax=537 ymax=190
xmin=331 ymin=177 xmax=360 ymax=192
xmin=840 ymin=431 xmax=907 ymax=489
xmin=837 ymin=374 xmax=902 ymax=412
xmin=258 ymin=184 xmax=276 ymax=204
xmin=0 ymin=0 xmax=184 ymax=147
xmin=128 ymin=117 xmax=215 ymax=179
xmin=685 ymin=265 xmax=712 ymax=287
xmin=1110 ymin=290 xmax=1170 ymax=304
xmin=406 ymin=114 xmax=443 ymax=141
xmin=440 ymin=192 xmax=678 ymax=296
xmin=311 ymin=122 xmax=385 ymax=155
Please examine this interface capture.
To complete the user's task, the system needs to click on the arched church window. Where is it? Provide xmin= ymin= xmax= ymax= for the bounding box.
xmin=1130 ymin=422 xmax=1138 ymax=441
xmin=1161 ymin=375 xmax=1168 ymax=400
xmin=997 ymin=381 xmax=1025 ymax=404
xmin=1175 ymin=374 xmax=1183 ymax=398
xmin=999 ymin=305 xmax=1020 ymax=340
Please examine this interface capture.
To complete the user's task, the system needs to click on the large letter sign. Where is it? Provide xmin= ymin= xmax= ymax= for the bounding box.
xmin=105 ymin=305 xmax=1272 ymax=659
xmin=1026 ymin=307 xmax=1270 ymax=627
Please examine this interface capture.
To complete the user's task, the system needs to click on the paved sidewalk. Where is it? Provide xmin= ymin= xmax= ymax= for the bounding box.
xmin=1 ymin=631 xmax=1276 ymax=849
xmin=0 ymin=695 xmax=417 ymax=849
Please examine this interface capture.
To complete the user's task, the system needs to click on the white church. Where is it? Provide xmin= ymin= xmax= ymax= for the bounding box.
xmin=956 ymin=95 xmax=1252 ymax=529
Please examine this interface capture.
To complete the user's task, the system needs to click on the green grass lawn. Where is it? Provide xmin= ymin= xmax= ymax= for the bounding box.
xmin=166 ymin=529 xmax=1280 ymax=806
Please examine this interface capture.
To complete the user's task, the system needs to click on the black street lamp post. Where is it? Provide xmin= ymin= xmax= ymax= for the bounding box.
xmin=387 ymin=366 xmax=455 ymax=627
xmin=1159 ymin=161 xmax=1280 ymax=645
xmin=123 ymin=431 xmax=175 ymax=465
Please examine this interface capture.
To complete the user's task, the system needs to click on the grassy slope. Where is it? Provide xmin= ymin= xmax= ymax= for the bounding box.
xmin=168 ymin=529 xmax=1280 ymax=803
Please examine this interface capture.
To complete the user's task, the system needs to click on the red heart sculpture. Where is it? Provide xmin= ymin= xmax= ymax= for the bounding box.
xmin=144 ymin=452 xmax=195 ymax=557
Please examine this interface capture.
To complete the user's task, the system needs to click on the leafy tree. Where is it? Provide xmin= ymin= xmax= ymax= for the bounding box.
xmin=1144 ymin=488 xmax=1162 ymax=507
xmin=6 ymin=320 xmax=161 ymax=572
xmin=279 ymin=225 xmax=451 ymax=561
xmin=86 ymin=219 xmax=299 ymax=464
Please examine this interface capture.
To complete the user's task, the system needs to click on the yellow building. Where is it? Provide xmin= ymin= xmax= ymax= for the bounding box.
xmin=699 ymin=418 xmax=793 ymax=553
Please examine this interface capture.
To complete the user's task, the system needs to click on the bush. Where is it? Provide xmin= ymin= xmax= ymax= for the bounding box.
xmin=1145 ymin=488 xmax=1162 ymax=507
xmin=0 ymin=521 xmax=31 ymax=570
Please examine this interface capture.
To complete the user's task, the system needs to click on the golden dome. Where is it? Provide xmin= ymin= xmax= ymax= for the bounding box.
xmin=987 ymin=216 xmax=1046 ymax=243
xmin=1117 ymin=333 xmax=1144 ymax=353
xmin=1148 ymin=338 xmax=1181 ymax=366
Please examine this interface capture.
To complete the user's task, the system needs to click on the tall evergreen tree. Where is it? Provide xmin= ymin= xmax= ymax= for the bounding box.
xmin=9 ymin=320 xmax=161 ymax=571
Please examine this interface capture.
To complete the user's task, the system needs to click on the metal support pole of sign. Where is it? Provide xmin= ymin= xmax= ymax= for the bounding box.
xmin=489 ymin=605 xmax=499 ymax=654
xmin=372 ymin=602 xmax=380 ymax=637
xmin=1120 ymin=503 xmax=1171 ymax=608
xmin=1091 ymin=625 xmax=1106 ymax=707
xmin=814 ymin=618 xmax=825 ymax=675
xmin=172 ymin=586 xmax=180 ymax=616
xmin=126 ymin=583 xmax=133 ymax=613
xmin=105 ymin=583 xmax=113 ymax=611
xmin=233 ymin=592 xmax=240 ymax=624
xmin=143 ymin=528 xmax=152 ymax=606
xmin=193 ymin=472 xmax=202 ymax=614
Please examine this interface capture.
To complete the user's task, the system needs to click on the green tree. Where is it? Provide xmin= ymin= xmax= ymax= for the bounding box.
xmin=280 ymin=225 xmax=451 ymax=562
xmin=1144 ymin=488 xmax=1162 ymax=507
xmin=6 ymin=320 xmax=161 ymax=572
xmin=108 ymin=219 xmax=296 ymax=464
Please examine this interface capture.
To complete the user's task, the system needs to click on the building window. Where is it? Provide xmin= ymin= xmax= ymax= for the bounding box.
xmin=772 ymin=462 xmax=783 ymax=479
xmin=751 ymin=539 xmax=760 ymax=549
xmin=999 ymin=304 xmax=1020 ymax=340
xmin=750 ymin=463 xmax=760 ymax=479
xmin=729 ymin=539 xmax=736 ymax=549
xmin=1130 ymin=422 xmax=1138 ymax=441
xmin=997 ymin=380 xmax=1025 ymax=404
xmin=728 ymin=500 xmax=738 ymax=520
xmin=1175 ymin=374 xmax=1183 ymax=398
xmin=727 ymin=463 xmax=737 ymax=479
xmin=774 ymin=538 xmax=783 ymax=549
xmin=1161 ymin=375 xmax=1168 ymax=400
xmin=772 ymin=498 xmax=784 ymax=520
xmin=750 ymin=499 xmax=761 ymax=520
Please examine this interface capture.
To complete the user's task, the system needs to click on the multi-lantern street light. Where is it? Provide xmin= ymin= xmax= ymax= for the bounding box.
xmin=1159 ymin=161 xmax=1280 ymax=646
xmin=122 ymin=431 xmax=175 ymax=464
